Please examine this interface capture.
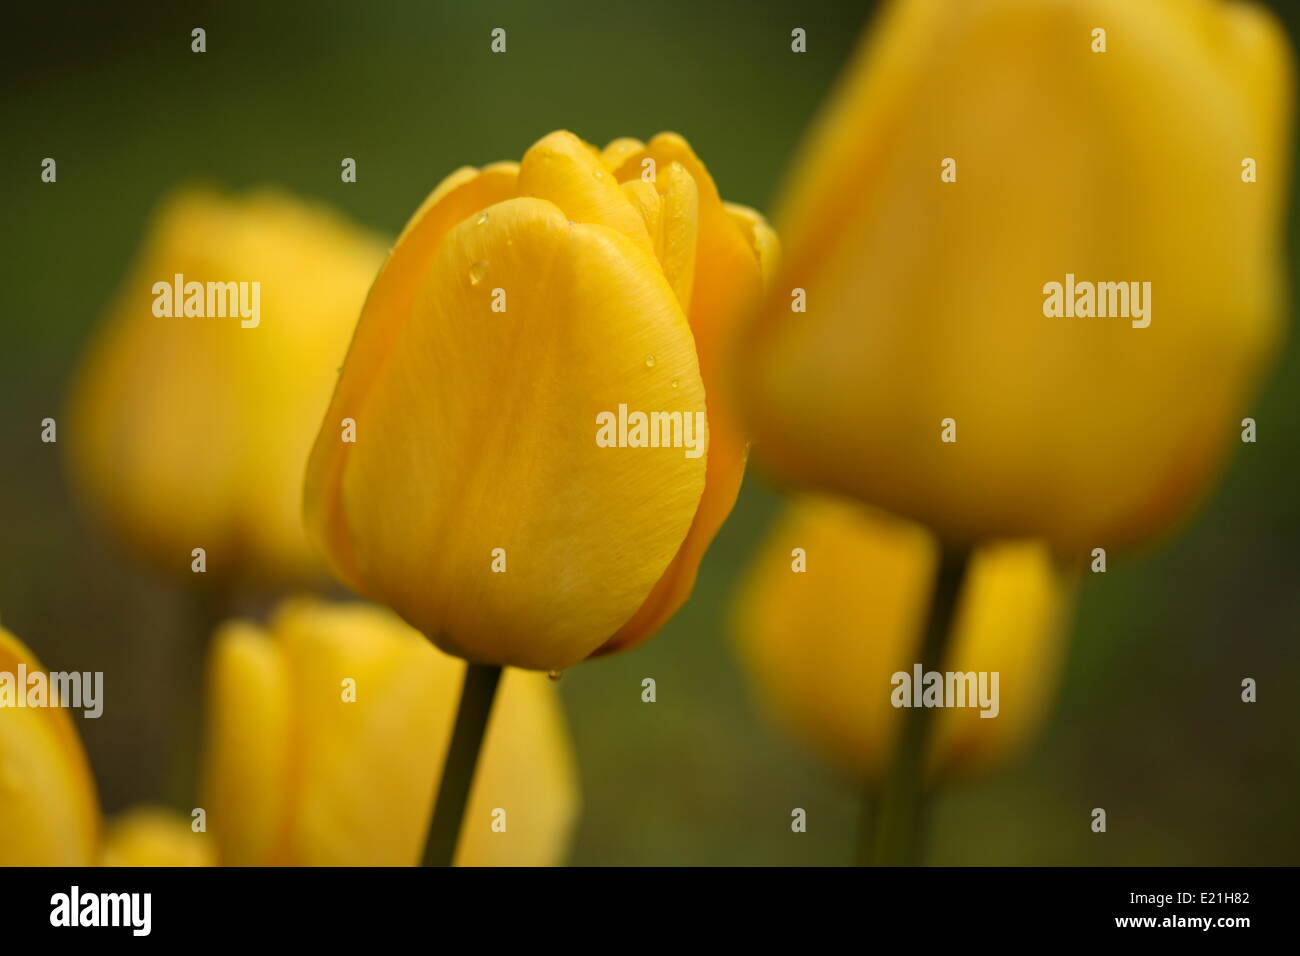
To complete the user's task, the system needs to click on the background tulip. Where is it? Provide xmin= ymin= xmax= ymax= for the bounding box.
xmin=200 ymin=598 xmax=579 ymax=866
xmin=733 ymin=498 xmax=1073 ymax=785
xmin=100 ymin=806 xmax=215 ymax=866
xmin=1 ymin=629 xmax=217 ymax=867
xmin=306 ymin=130 xmax=773 ymax=670
xmin=737 ymin=0 xmax=1294 ymax=554
xmin=0 ymin=627 xmax=99 ymax=865
xmin=67 ymin=188 xmax=386 ymax=586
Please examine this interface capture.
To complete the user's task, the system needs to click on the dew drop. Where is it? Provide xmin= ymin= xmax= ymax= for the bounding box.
xmin=671 ymin=379 xmax=679 ymax=389
xmin=476 ymin=212 xmax=490 ymax=226
xmin=547 ymin=670 xmax=563 ymax=682
xmin=645 ymin=354 xmax=656 ymax=368
xmin=469 ymin=261 xmax=488 ymax=285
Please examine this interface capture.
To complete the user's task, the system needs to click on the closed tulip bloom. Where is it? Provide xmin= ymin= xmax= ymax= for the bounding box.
xmin=737 ymin=0 xmax=1293 ymax=553
xmin=200 ymin=598 xmax=579 ymax=866
xmin=0 ymin=627 xmax=99 ymax=865
xmin=305 ymin=130 xmax=774 ymax=670
xmin=733 ymin=498 xmax=1073 ymax=782
xmin=100 ymin=807 xmax=215 ymax=866
xmin=68 ymin=188 xmax=386 ymax=585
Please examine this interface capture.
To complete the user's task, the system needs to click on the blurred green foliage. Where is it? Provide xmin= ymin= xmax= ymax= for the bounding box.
xmin=2 ymin=0 xmax=1297 ymax=864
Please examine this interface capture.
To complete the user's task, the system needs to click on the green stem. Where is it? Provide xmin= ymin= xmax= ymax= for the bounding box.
xmin=861 ymin=548 xmax=971 ymax=866
xmin=422 ymin=663 xmax=503 ymax=867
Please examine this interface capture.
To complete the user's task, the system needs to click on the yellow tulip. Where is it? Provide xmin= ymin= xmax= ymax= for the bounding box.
xmin=737 ymin=0 xmax=1293 ymax=554
xmin=100 ymin=807 xmax=215 ymax=866
xmin=200 ymin=598 xmax=579 ymax=865
xmin=1 ymin=629 xmax=216 ymax=867
xmin=68 ymin=188 xmax=386 ymax=586
xmin=732 ymin=498 xmax=1073 ymax=783
xmin=0 ymin=626 xmax=99 ymax=865
xmin=305 ymin=130 xmax=774 ymax=670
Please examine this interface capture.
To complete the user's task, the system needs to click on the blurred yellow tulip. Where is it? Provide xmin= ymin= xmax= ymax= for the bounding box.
xmin=732 ymin=498 xmax=1074 ymax=783
xmin=100 ymin=806 xmax=215 ymax=866
xmin=200 ymin=598 xmax=579 ymax=866
xmin=1 ymin=629 xmax=216 ymax=867
xmin=68 ymin=188 xmax=386 ymax=586
xmin=0 ymin=626 xmax=99 ymax=865
xmin=305 ymin=130 xmax=774 ymax=670
xmin=737 ymin=0 xmax=1293 ymax=554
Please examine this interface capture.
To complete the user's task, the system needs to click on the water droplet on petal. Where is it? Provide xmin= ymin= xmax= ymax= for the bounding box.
xmin=645 ymin=354 xmax=656 ymax=368
xmin=592 ymin=169 xmax=604 ymax=180
xmin=469 ymin=261 xmax=488 ymax=285
xmin=476 ymin=212 xmax=490 ymax=225
xmin=547 ymin=670 xmax=563 ymax=682
xmin=671 ymin=379 xmax=679 ymax=389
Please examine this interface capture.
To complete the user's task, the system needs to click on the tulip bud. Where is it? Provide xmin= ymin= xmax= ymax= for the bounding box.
xmin=0 ymin=627 xmax=99 ymax=865
xmin=67 ymin=188 xmax=386 ymax=586
xmin=199 ymin=598 xmax=580 ymax=866
xmin=737 ymin=0 xmax=1293 ymax=553
xmin=732 ymin=498 xmax=1073 ymax=783
xmin=100 ymin=806 xmax=215 ymax=866
xmin=305 ymin=131 xmax=774 ymax=669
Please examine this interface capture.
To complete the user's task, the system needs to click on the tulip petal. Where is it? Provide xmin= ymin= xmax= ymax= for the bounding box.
xmin=724 ymin=201 xmax=781 ymax=284
xmin=621 ymin=179 xmax=664 ymax=248
xmin=518 ymin=130 xmax=654 ymax=257
xmin=201 ymin=620 xmax=291 ymax=866
xmin=0 ymin=628 xmax=99 ymax=865
xmin=600 ymin=136 xmax=646 ymax=172
xmin=651 ymin=161 xmax=700 ymax=311
xmin=612 ymin=133 xmax=765 ymax=372
xmin=603 ymin=134 xmax=768 ymax=651
xmin=929 ymin=540 xmax=1073 ymax=780
xmin=307 ymin=163 xmax=520 ymax=588
xmin=274 ymin=601 xmax=456 ymax=866
xmin=619 ymin=165 xmax=700 ymax=311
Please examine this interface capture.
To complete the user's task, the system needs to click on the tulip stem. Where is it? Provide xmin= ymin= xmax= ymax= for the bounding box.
xmin=861 ymin=548 xmax=970 ymax=867
xmin=422 ymin=662 xmax=503 ymax=866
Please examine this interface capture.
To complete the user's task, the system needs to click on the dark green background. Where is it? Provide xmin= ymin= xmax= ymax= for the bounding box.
xmin=2 ymin=0 xmax=1297 ymax=864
